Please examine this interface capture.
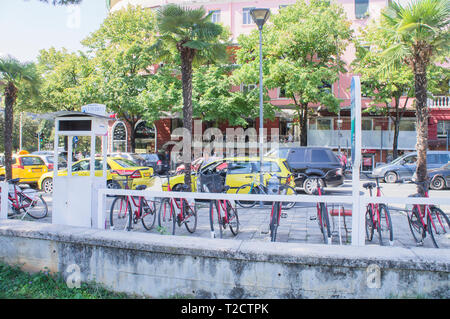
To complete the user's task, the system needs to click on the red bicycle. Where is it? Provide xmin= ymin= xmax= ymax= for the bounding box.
xmin=158 ymin=174 xmax=198 ymax=235
xmin=407 ymin=179 xmax=450 ymax=248
xmin=108 ymin=169 xmax=157 ymax=231
xmin=0 ymin=177 xmax=48 ymax=219
xmin=298 ymin=172 xmax=332 ymax=244
xmin=363 ymin=175 xmax=394 ymax=246
xmin=269 ymin=174 xmax=295 ymax=242
xmin=198 ymin=172 xmax=239 ymax=239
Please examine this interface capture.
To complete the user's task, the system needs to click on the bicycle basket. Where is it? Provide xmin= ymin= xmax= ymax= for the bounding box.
xmin=199 ymin=173 xmax=225 ymax=193
xmin=111 ymin=175 xmax=134 ymax=189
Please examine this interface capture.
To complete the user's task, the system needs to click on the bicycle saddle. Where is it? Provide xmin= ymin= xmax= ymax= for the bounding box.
xmin=362 ymin=182 xmax=376 ymax=189
xmin=135 ymin=185 xmax=146 ymax=190
xmin=9 ymin=178 xmax=20 ymax=184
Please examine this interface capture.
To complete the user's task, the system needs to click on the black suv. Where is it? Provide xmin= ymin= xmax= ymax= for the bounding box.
xmin=140 ymin=153 xmax=170 ymax=174
xmin=267 ymin=147 xmax=344 ymax=194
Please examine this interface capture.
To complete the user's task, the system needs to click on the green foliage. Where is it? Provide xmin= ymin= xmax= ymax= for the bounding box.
xmin=0 ymin=113 xmax=41 ymax=153
xmin=81 ymin=5 xmax=159 ymax=129
xmin=0 ymin=262 xmax=131 ymax=299
xmin=36 ymin=48 xmax=94 ymax=112
xmin=234 ymin=0 xmax=352 ymax=114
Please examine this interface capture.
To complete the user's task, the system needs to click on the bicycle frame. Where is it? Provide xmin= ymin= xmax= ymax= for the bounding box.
xmin=412 ymin=188 xmax=443 ymax=234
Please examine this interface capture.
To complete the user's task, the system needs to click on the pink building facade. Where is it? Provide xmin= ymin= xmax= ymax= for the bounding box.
xmin=107 ymin=0 xmax=450 ymax=169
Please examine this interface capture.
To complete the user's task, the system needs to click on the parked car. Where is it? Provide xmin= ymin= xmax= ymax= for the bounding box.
xmin=428 ymin=163 xmax=450 ymax=190
xmin=162 ymin=157 xmax=295 ymax=193
xmin=0 ymin=154 xmax=49 ymax=186
xmin=372 ymin=151 xmax=450 ymax=183
xmin=140 ymin=153 xmax=170 ymax=174
xmin=108 ymin=152 xmax=147 ymax=167
xmin=38 ymin=157 xmax=154 ymax=193
xmin=266 ymin=147 xmax=344 ymax=195
xmin=34 ymin=154 xmax=67 ymax=170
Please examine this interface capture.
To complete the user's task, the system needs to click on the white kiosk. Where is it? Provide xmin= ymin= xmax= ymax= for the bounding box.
xmin=52 ymin=104 xmax=112 ymax=228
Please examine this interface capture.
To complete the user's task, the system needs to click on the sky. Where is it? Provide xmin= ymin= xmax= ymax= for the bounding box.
xmin=0 ymin=0 xmax=108 ymax=63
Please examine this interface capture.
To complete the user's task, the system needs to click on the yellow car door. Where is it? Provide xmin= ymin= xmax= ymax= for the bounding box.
xmin=71 ymin=160 xmax=90 ymax=176
xmin=225 ymin=160 xmax=256 ymax=193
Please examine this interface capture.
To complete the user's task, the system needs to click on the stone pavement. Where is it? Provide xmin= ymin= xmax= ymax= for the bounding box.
xmin=15 ymin=178 xmax=450 ymax=250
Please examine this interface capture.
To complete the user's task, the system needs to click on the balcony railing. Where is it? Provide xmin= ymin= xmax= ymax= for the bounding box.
xmin=428 ymin=96 xmax=450 ymax=108
xmin=307 ymin=129 xmax=417 ymax=150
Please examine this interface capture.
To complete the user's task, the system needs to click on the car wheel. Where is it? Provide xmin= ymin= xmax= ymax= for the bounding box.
xmin=430 ymin=176 xmax=446 ymax=190
xmin=384 ymin=171 xmax=398 ymax=184
xmin=303 ymin=177 xmax=324 ymax=195
xmin=42 ymin=178 xmax=53 ymax=193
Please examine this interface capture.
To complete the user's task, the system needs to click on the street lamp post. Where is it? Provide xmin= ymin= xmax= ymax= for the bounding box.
xmin=250 ymin=8 xmax=270 ymax=207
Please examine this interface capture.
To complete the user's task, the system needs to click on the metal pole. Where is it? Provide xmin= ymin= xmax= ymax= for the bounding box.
xmin=37 ymin=132 xmax=41 ymax=152
xmin=19 ymin=112 xmax=23 ymax=150
xmin=258 ymin=26 xmax=264 ymax=208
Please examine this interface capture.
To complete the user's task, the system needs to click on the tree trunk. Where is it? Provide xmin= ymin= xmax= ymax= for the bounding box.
xmin=299 ymin=104 xmax=308 ymax=146
xmin=180 ymin=45 xmax=195 ymax=191
xmin=414 ymin=67 xmax=429 ymax=195
xmin=3 ymin=82 xmax=17 ymax=180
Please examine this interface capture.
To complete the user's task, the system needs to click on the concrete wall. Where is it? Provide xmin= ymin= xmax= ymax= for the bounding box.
xmin=0 ymin=220 xmax=448 ymax=298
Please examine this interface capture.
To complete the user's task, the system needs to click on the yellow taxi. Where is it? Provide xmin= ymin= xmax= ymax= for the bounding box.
xmin=0 ymin=154 xmax=49 ymax=185
xmin=162 ymin=157 xmax=295 ymax=192
xmin=38 ymin=157 xmax=154 ymax=193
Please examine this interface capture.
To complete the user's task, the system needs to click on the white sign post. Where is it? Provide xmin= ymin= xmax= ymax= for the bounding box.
xmin=350 ymin=76 xmax=364 ymax=246
xmin=0 ymin=181 xmax=8 ymax=220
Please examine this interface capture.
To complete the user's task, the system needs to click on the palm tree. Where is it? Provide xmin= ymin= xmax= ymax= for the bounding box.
xmin=155 ymin=4 xmax=228 ymax=189
xmin=380 ymin=0 xmax=449 ymax=194
xmin=0 ymin=57 xmax=40 ymax=180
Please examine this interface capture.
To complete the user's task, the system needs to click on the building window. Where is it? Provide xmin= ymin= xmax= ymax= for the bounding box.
xmin=278 ymin=87 xmax=287 ymax=99
xmin=209 ymin=10 xmax=221 ymax=23
xmin=243 ymin=8 xmax=254 ymax=25
xmin=355 ymin=0 xmax=369 ymax=19
xmin=362 ymin=119 xmax=373 ymax=131
xmin=437 ymin=120 xmax=450 ymax=138
xmin=112 ymin=122 xmax=127 ymax=152
xmin=310 ymin=118 xmax=332 ymax=130
xmin=240 ymin=83 xmax=257 ymax=93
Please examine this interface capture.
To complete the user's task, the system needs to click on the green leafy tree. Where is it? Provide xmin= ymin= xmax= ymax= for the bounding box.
xmin=36 ymin=48 xmax=94 ymax=112
xmin=0 ymin=57 xmax=40 ymax=179
xmin=82 ymin=5 xmax=159 ymax=152
xmin=155 ymin=4 xmax=229 ymax=189
xmin=234 ymin=0 xmax=352 ymax=146
xmin=352 ymin=22 xmax=415 ymax=160
xmin=380 ymin=0 xmax=450 ymax=194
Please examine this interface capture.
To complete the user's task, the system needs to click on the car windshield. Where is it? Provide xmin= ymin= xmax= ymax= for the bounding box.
xmin=47 ymin=156 xmax=67 ymax=165
xmin=265 ymin=148 xmax=290 ymax=158
xmin=391 ymin=154 xmax=410 ymax=164
xmin=131 ymin=154 xmax=145 ymax=161
xmin=113 ymin=158 xmax=138 ymax=168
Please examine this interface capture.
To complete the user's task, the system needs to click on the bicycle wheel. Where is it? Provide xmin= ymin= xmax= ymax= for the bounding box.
xmin=365 ymin=206 xmax=374 ymax=242
xmin=235 ymin=184 xmax=258 ymax=208
xmin=183 ymin=200 xmax=198 ymax=233
xmin=408 ymin=206 xmax=426 ymax=245
xmin=379 ymin=204 xmax=394 ymax=246
xmin=110 ymin=196 xmax=132 ymax=231
xmin=320 ymin=203 xmax=332 ymax=244
xmin=428 ymin=206 xmax=450 ymax=249
xmin=280 ymin=185 xmax=296 ymax=210
xmin=23 ymin=195 xmax=48 ymax=219
xmin=216 ymin=201 xmax=224 ymax=238
xmin=141 ymin=198 xmax=157 ymax=231
xmin=270 ymin=201 xmax=281 ymax=242
xmin=158 ymin=198 xmax=175 ymax=235
xmin=209 ymin=200 xmax=217 ymax=238
xmin=226 ymin=200 xmax=239 ymax=236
